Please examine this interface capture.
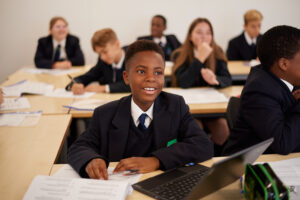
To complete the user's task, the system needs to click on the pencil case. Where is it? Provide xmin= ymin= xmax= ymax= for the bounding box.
xmin=244 ymin=163 xmax=290 ymax=200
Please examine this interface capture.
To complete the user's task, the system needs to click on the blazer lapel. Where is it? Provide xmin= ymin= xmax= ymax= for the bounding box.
xmin=152 ymin=95 xmax=173 ymax=150
xmin=108 ymin=96 xmax=131 ymax=161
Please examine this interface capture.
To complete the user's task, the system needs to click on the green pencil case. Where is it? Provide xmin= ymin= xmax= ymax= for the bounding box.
xmin=244 ymin=163 xmax=290 ymax=200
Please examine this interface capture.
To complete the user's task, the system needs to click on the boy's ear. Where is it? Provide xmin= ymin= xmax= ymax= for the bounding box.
xmin=123 ymin=70 xmax=129 ymax=85
xmin=278 ymin=58 xmax=289 ymax=71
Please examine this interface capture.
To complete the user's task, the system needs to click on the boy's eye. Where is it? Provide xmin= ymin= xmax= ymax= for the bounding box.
xmin=155 ymin=71 xmax=163 ymax=75
xmin=137 ymin=70 xmax=145 ymax=74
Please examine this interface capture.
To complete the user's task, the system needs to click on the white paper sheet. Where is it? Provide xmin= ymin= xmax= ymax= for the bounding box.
xmin=22 ymin=68 xmax=81 ymax=76
xmin=0 ymin=111 xmax=42 ymax=126
xmin=23 ymin=175 xmax=130 ymax=200
xmin=167 ymin=88 xmax=228 ymax=104
xmin=53 ymin=164 xmax=141 ymax=193
xmin=63 ymin=99 xmax=107 ymax=111
xmin=3 ymin=80 xmax=54 ymax=97
xmin=45 ymin=88 xmax=95 ymax=98
xmin=0 ymin=97 xmax=30 ymax=111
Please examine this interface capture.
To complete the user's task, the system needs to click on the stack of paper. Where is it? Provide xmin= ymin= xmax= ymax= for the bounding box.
xmin=63 ymin=99 xmax=107 ymax=111
xmin=0 ymin=97 xmax=30 ymax=111
xmin=167 ymin=88 xmax=228 ymax=104
xmin=23 ymin=175 xmax=130 ymax=200
xmin=3 ymin=80 xmax=54 ymax=97
xmin=45 ymin=88 xmax=95 ymax=98
xmin=22 ymin=68 xmax=81 ymax=76
xmin=23 ymin=164 xmax=142 ymax=200
xmin=0 ymin=111 xmax=42 ymax=126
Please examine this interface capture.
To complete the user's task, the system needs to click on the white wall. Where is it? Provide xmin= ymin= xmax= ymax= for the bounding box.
xmin=1 ymin=0 xmax=299 ymax=82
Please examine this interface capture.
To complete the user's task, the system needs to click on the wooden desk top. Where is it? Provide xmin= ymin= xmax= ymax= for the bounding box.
xmin=69 ymin=86 xmax=243 ymax=118
xmin=5 ymin=65 xmax=91 ymax=89
xmin=0 ymin=96 xmax=72 ymax=115
xmin=0 ymin=114 xmax=72 ymax=200
xmin=50 ymin=153 xmax=300 ymax=200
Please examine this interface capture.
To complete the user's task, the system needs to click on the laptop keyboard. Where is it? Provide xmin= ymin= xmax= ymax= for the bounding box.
xmin=150 ymin=166 xmax=210 ymax=200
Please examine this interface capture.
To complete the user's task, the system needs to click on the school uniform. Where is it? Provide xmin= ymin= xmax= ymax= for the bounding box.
xmin=65 ymin=49 xmax=130 ymax=93
xmin=223 ymin=65 xmax=300 ymax=155
xmin=137 ymin=35 xmax=181 ymax=61
xmin=226 ymin=32 xmax=262 ymax=61
xmin=34 ymin=34 xmax=85 ymax=68
xmin=68 ymin=92 xmax=214 ymax=177
xmin=174 ymin=55 xmax=232 ymax=88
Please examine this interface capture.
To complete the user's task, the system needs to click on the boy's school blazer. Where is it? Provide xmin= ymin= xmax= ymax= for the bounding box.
xmin=68 ymin=91 xmax=213 ymax=177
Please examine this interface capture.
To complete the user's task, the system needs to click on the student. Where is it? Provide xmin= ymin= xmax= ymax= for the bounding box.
xmin=68 ymin=40 xmax=213 ymax=179
xmin=226 ymin=9 xmax=263 ymax=61
xmin=137 ymin=15 xmax=181 ymax=61
xmin=171 ymin=18 xmax=231 ymax=149
xmin=223 ymin=25 xmax=300 ymax=155
xmin=66 ymin=28 xmax=130 ymax=94
xmin=0 ymin=88 xmax=3 ymax=105
xmin=34 ymin=16 xmax=84 ymax=69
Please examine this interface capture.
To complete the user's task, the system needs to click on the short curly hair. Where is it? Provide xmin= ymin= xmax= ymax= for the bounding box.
xmin=257 ymin=25 xmax=300 ymax=69
xmin=125 ymin=40 xmax=165 ymax=71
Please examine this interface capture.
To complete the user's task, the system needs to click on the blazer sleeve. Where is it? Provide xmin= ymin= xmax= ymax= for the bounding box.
xmin=226 ymin=39 xmax=240 ymax=60
xmin=215 ymin=60 xmax=232 ymax=88
xmin=34 ymin=39 xmax=53 ymax=69
xmin=68 ymin=109 xmax=109 ymax=177
xmin=241 ymin=91 xmax=300 ymax=154
xmin=67 ymin=36 xmax=85 ymax=66
xmin=175 ymin=58 xmax=204 ymax=88
xmin=108 ymin=81 xmax=131 ymax=93
xmin=151 ymin=96 xmax=214 ymax=170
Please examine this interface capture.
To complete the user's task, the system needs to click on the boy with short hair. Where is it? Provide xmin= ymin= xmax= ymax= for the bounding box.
xmin=68 ymin=40 xmax=213 ymax=179
xmin=224 ymin=25 xmax=300 ymax=155
xmin=226 ymin=9 xmax=263 ymax=60
xmin=137 ymin=15 xmax=181 ymax=61
xmin=66 ymin=28 xmax=130 ymax=93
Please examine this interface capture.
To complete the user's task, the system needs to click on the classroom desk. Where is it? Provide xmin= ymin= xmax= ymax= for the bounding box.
xmin=69 ymin=86 xmax=243 ymax=118
xmin=163 ymin=61 xmax=251 ymax=83
xmin=6 ymin=65 xmax=91 ymax=88
xmin=227 ymin=61 xmax=251 ymax=81
xmin=0 ymin=114 xmax=72 ymax=200
xmin=49 ymin=153 xmax=300 ymax=200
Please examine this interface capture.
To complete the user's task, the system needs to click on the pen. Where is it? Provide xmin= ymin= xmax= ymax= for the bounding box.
xmin=240 ymin=177 xmax=244 ymax=194
xmin=123 ymin=169 xmax=140 ymax=176
xmin=67 ymin=74 xmax=77 ymax=84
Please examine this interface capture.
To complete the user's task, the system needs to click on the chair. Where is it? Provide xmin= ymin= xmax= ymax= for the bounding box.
xmin=226 ymin=96 xmax=241 ymax=130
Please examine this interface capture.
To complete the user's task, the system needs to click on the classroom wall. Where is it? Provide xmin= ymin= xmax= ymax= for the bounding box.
xmin=1 ymin=0 xmax=299 ymax=83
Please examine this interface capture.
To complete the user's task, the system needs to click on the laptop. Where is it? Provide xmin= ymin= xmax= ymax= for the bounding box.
xmin=132 ymin=138 xmax=274 ymax=200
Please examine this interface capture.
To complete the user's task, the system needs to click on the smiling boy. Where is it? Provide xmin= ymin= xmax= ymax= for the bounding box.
xmin=68 ymin=40 xmax=213 ymax=179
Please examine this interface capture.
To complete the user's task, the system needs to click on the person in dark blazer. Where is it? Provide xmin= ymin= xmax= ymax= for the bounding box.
xmin=171 ymin=18 xmax=231 ymax=152
xmin=66 ymin=28 xmax=130 ymax=93
xmin=223 ymin=25 xmax=300 ymax=155
xmin=34 ymin=16 xmax=84 ymax=69
xmin=227 ymin=10 xmax=263 ymax=61
xmin=68 ymin=40 xmax=213 ymax=179
xmin=137 ymin=15 xmax=181 ymax=61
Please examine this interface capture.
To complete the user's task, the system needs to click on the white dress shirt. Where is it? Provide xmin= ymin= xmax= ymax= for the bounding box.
xmin=52 ymin=38 xmax=67 ymax=60
xmin=281 ymin=79 xmax=294 ymax=92
xmin=244 ymin=32 xmax=257 ymax=46
xmin=153 ymin=36 xmax=167 ymax=47
xmin=131 ymin=98 xmax=154 ymax=128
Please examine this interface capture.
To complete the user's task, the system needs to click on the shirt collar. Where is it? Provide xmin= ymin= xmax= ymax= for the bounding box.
xmin=244 ymin=31 xmax=257 ymax=46
xmin=112 ymin=50 xmax=125 ymax=69
xmin=153 ymin=36 xmax=167 ymax=46
xmin=281 ymin=79 xmax=294 ymax=92
xmin=131 ymin=97 xmax=154 ymax=127
xmin=53 ymin=38 xmax=66 ymax=48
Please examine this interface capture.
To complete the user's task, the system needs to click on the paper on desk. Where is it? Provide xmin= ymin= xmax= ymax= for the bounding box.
xmin=2 ymin=80 xmax=54 ymax=97
xmin=0 ymin=111 xmax=42 ymax=126
xmin=45 ymin=88 xmax=95 ymax=98
xmin=168 ymin=88 xmax=228 ymax=104
xmin=53 ymin=164 xmax=141 ymax=193
xmin=23 ymin=175 xmax=130 ymax=200
xmin=22 ymin=68 xmax=81 ymax=76
xmin=63 ymin=99 xmax=107 ymax=111
xmin=0 ymin=97 xmax=30 ymax=111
